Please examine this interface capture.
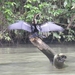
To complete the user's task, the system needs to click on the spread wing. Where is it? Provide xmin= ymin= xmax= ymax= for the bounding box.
xmin=8 ymin=20 xmax=32 ymax=32
xmin=38 ymin=22 xmax=64 ymax=32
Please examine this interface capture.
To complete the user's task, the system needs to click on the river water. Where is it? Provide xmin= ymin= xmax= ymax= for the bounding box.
xmin=0 ymin=44 xmax=75 ymax=75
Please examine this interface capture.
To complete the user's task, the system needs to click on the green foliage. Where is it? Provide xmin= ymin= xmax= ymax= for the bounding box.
xmin=52 ymin=32 xmax=61 ymax=42
xmin=2 ymin=2 xmax=15 ymax=23
xmin=0 ymin=0 xmax=75 ymax=43
xmin=0 ymin=33 xmax=3 ymax=40
xmin=24 ymin=1 xmax=49 ymax=22
xmin=4 ymin=33 xmax=11 ymax=41
xmin=62 ymin=29 xmax=75 ymax=42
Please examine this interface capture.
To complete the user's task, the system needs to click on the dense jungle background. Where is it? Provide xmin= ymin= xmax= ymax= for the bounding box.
xmin=0 ymin=0 xmax=75 ymax=46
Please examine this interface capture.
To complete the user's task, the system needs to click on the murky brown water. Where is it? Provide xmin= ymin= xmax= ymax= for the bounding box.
xmin=0 ymin=44 xmax=75 ymax=75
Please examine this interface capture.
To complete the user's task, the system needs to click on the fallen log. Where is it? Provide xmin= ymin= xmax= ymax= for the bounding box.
xmin=29 ymin=35 xmax=67 ymax=69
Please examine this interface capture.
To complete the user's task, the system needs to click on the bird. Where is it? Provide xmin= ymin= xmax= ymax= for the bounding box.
xmin=8 ymin=20 xmax=64 ymax=38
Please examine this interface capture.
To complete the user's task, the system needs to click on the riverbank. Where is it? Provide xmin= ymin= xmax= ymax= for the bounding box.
xmin=0 ymin=40 xmax=75 ymax=48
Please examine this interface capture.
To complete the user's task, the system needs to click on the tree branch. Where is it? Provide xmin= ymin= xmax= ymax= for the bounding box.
xmin=67 ymin=15 xmax=75 ymax=29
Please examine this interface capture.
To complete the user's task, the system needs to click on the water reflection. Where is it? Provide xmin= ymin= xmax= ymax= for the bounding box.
xmin=0 ymin=44 xmax=75 ymax=75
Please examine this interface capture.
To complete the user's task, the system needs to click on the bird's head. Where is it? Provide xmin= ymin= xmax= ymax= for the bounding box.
xmin=32 ymin=14 xmax=41 ymax=25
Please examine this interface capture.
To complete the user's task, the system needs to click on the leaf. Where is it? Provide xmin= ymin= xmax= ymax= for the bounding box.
xmin=53 ymin=33 xmax=61 ymax=39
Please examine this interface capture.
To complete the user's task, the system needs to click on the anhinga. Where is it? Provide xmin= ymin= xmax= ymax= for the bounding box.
xmin=8 ymin=14 xmax=67 ymax=69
